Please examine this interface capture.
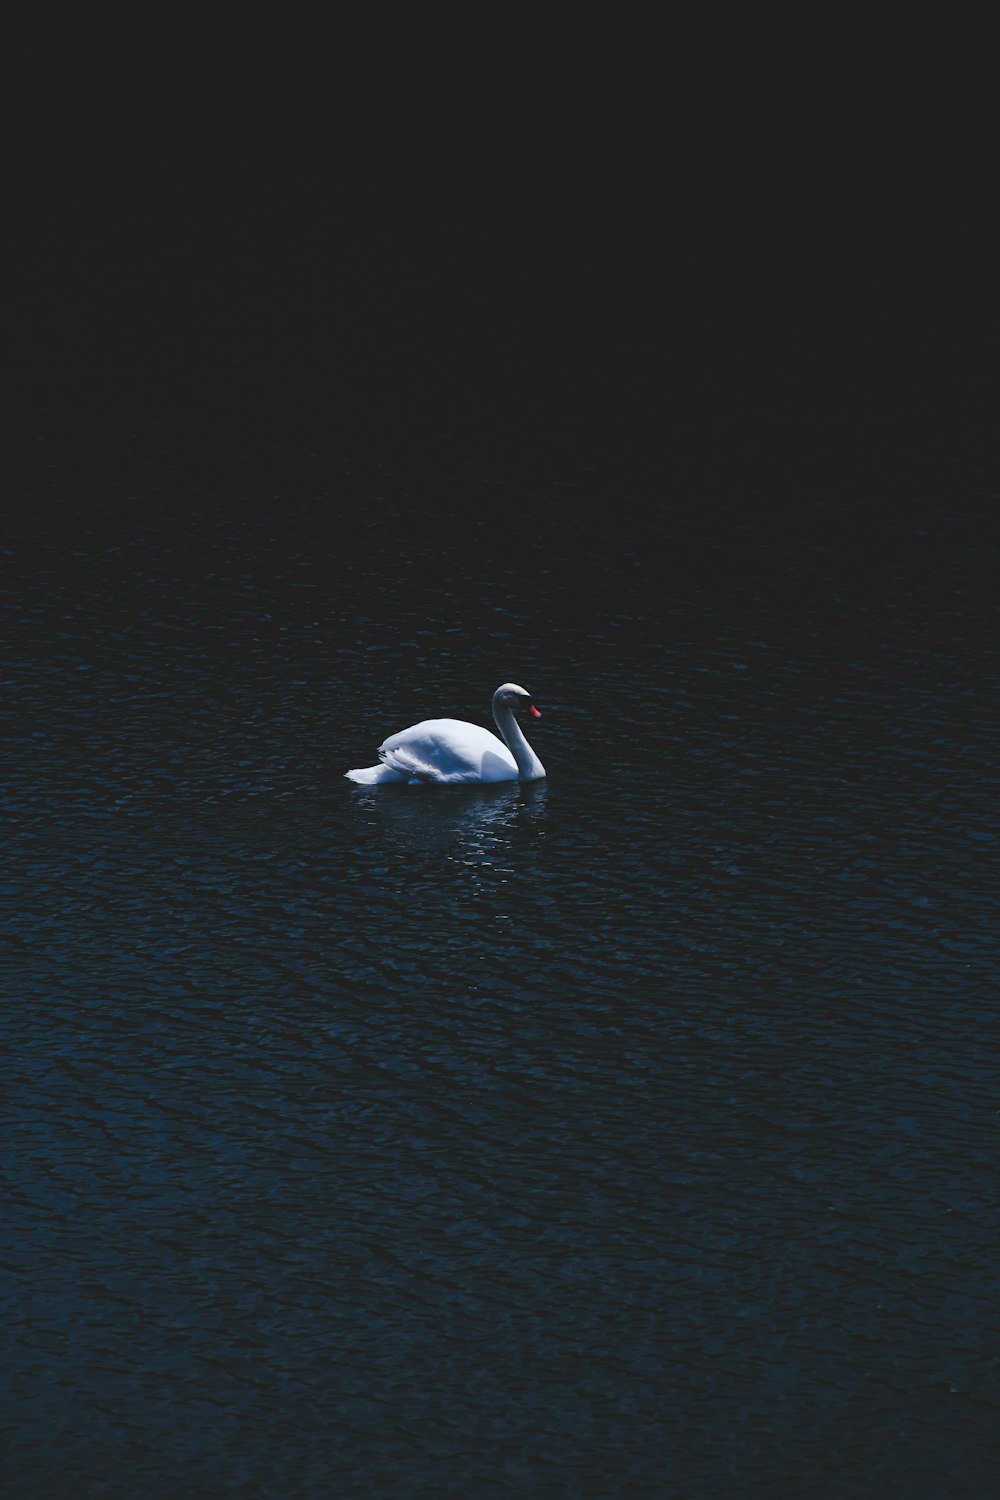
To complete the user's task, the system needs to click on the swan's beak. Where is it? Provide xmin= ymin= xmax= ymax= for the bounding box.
xmin=529 ymin=705 xmax=541 ymax=718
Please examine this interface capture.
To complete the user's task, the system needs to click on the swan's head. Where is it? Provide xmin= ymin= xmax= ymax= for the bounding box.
xmin=494 ymin=682 xmax=541 ymax=718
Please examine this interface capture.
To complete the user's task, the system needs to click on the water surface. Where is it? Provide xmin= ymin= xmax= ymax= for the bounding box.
xmin=4 ymin=480 xmax=998 ymax=1497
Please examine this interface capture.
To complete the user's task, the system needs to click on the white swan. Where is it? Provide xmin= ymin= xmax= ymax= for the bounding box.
xmin=346 ymin=682 xmax=545 ymax=785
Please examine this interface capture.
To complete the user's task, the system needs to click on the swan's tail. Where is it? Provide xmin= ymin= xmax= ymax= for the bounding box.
xmin=345 ymin=764 xmax=406 ymax=784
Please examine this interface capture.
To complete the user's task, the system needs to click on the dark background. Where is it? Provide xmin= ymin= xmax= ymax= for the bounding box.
xmin=9 ymin=24 xmax=995 ymax=542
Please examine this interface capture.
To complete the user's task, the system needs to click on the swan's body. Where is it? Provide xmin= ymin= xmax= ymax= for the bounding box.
xmin=346 ymin=683 xmax=545 ymax=785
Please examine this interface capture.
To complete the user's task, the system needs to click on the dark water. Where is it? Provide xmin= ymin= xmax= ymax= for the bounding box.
xmin=5 ymin=464 xmax=998 ymax=1496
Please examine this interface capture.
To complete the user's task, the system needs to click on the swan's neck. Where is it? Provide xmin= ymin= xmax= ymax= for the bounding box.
xmin=493 ymin=699 xmax=545 ymax=781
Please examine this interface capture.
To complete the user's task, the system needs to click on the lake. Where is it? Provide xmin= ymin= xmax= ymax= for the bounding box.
xmin=4 ymin=441 xmax=998 ymax=1496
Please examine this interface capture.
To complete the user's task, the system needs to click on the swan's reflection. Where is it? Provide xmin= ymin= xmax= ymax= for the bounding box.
xmin=356 ymin=780 xmax=548 ymax=867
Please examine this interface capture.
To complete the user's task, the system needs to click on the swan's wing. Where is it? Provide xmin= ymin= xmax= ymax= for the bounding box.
xmin=378 ymin=718 xmax=518 ymax=784
xmin=345 ymin=763 xmax=407 ymax=784
xmin=378 ymin=743 xmax=448 ymax=783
